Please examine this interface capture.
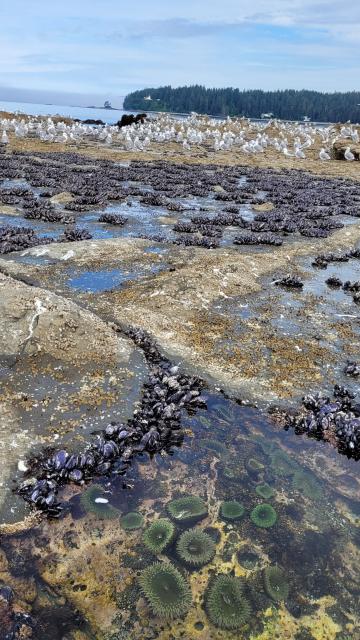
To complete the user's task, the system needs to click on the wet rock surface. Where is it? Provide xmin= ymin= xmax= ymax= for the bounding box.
xmin=0 ymin=272 xmax=133 ymax=362
xmin=0 ymin=273 xmax=146 ymax=522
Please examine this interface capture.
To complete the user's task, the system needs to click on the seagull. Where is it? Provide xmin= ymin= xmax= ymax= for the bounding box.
xmin=241 ymin=142 xmax=251 ymax=154
xmin=1 ymin=130 xmax=9 ymax=145
xmin=295 ymin=147 xmax=306 ymax=159
xmin=283 ymin=147 xmax=294 ymax=157
xmin=340 ymin=126 xmax=353 ymax=138
xmin=319 ymin=148 xmax=331 ymax=161
xmin=344 ymin=147 xmax=355 ymax=161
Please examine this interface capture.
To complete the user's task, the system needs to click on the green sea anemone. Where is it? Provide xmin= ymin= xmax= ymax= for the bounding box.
xmin=292 ymin=471 xmax=322 ymax=500
xmin=143 ymin=519 xmax=175 ymax=554
xmin=246 ymin=458 xmax=265 ymax=476
xmin=205 ymin=574 xmax=251 ymax=630
xmin=139 ymin=562 xmax=192 ymax=619
xmin=250 ymin=504 xmax=277 ymax=528
xmin=263 ymin=566 xmax=289 ymax=601
xmin=176 ymin=529 xmax=216 ymax=567
xmin=255 ymin=483 xmax=275 ymax=500
xmin=204 ymin=527 xmax=222 ymax=544
xmin=219 ymin=500 xmax=245 ymax=521
xmin=80 ymin=484 xmax=119 ymax=519
xmin=167 ymin=495 xmax=208 ymax=525
xmin=236 ymin=547 xmax=260 ymax=570
xmin=222 ymin=466 xmax=240 ymax=481
xmin=120 ymin=511 xmax=144 ymax=531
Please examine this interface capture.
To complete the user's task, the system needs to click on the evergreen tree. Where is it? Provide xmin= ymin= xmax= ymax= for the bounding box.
xmin=123 ymin=86 xmax=360 ymax=122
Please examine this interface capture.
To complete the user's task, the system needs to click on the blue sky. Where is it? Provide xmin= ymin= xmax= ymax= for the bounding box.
xmin=0 ymin=0 xmax=359 ymax=106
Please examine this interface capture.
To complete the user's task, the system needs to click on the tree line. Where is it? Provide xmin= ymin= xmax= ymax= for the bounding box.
xmin=123 ymin=85 xmax=360 ymax=122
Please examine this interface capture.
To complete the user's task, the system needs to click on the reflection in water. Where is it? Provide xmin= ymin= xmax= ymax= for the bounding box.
xmin=1 ymin=392 xmax=359 ymax=639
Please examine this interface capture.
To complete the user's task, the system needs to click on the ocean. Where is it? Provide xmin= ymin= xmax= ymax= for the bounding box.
xmin=0 ymin=99 xmax=332 ymax=127
xmin=0 ymin=100 xmax=136 ymax=125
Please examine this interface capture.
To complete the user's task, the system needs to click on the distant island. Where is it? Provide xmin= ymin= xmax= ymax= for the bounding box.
xmin=85 ymin=101 xmax=122 ymax=111
xmin=124 ymin=85 xmax=360 ymax=122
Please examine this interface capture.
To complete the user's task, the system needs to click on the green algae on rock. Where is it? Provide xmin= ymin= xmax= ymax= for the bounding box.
xmin=139 ymin=562 xmax=192 ymax=619
xmin=143 ymin=518 xmax=175 ymax=554
xmin=80 ymin=485 xmax=119 ymax=520
xmin=167 ymin=495 xmax=208 ymax=524
xmin=206 ymin=574 xmax=251 ymax=630
xmin=263 ymin=565 xmax=289 ymax=601
xmin=250 ymin=503 xmax=277 ymax=528
xmin=120 ymin=511 xmax=144 ymax=531
xmin=219 ymin=500 xmax=245 ymax=521
xmin=255 ymin=482 xmax=275 ymax=500
xmin=176 ymin=529 xmax=216 ymax=567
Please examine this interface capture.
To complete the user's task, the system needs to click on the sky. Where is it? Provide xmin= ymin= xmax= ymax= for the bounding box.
xmin=0 ymin=1 xmax=359 ymax=106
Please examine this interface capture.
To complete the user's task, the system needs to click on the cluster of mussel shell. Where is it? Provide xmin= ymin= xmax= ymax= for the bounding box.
xmin=1 ymin=151 xmax=360 ymax=253
xmin=18 ymin=327 xmax=206 ymax=517
xmin=285 ymin=378 xmax=360 ymax=458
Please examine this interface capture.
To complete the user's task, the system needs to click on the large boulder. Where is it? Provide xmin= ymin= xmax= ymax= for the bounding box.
xmin=332 ymin=139 xmax=360 ymax=160
xmin=0 ymin=273 xmax=132 ymax=362
xmin=116 ymin=113 xmax=147 ymax=128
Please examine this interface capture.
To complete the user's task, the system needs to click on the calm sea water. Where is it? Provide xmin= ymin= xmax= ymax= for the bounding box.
xmin=0 ymin=99 xmax=331 ymax=126
xmin=0 ymin=100 xmax=138 ymax=125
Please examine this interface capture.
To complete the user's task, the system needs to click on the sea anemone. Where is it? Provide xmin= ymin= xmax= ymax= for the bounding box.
xmin=167 ymin=495 xmax=208 ymax=524
xmin=120 ymin=511 xmax=144 ymax=531
xmin=204 ymin=527 xmax=222 ymax=544
xmin=219 ymin=501 xmax=245 ymax=521
xmin=205 ymin=574 xmax=251 ymax=630
xmin=176 ymin=529 xmax=216 ymax=567
xmin=80 ymin=484 xmax=119 ymax=519
xmin=143 ymin=519 xmax=175 ymax=554
xmin=263 ymin=566 xmax=289 ymax=601
xmin=221 ymin=466 xmax=241 ymax=481
xmin=236 ymin=546 xmax=260 ymax=570
xmin=246 ymin=458 xmax=265 ymax=476
xmin=255 ymin=483 xmax=275 ymax=500
xmin=250 ymin=504 xmax=277 ymax=528
xmin=139 ymin=562 xmax=192 ymax=619
xmin=292 ymin=471 xmax=322 ymax=500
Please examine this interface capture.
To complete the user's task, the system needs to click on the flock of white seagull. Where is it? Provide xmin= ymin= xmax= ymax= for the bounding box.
xmin=0 ymin=112 xmax=359 ymax=161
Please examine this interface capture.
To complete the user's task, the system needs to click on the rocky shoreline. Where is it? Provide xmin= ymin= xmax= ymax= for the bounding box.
xmin=0 ymin=129 xmax=359 ymax=640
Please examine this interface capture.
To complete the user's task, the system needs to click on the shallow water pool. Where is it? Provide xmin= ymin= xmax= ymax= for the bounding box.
xmin=1 ymin=389 xmax=359 ymax=639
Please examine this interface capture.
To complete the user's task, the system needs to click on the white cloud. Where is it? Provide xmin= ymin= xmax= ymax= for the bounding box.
xmin=0 ymin=0 xmax=359 ymax=97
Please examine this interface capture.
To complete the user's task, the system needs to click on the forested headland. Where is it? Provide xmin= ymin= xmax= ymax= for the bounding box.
xmin=123 ymin=85 xmax=360 ymax=122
